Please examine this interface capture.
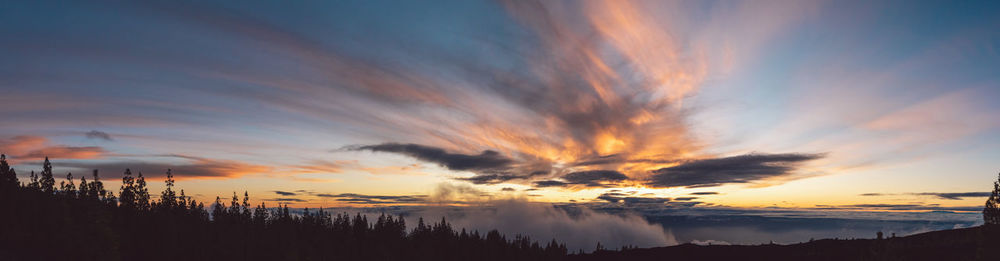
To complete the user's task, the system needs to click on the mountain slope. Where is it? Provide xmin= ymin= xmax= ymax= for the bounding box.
xmin=571 ymin=225 xmax=1000 ymax=261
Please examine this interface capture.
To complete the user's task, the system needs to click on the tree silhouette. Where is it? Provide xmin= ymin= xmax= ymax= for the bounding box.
xmin=119 ymin=168 xmax=136 ymax=209
xmin=159 ymin=169 xmax=176 ymax=210
xmin=0 ymin=157 xmax=567 ymax=261
xmin=135 ymin=171 xmax=150 ymax=210
xmin=27 ymin=170 xmax=38 ymax=190
xmin=985 ymin=172 xmax=1000 ymax=225
xmin=59 ymin=173 xmax=76 ymax=197
xmin=0 ymin=154 xmax=17 ymax=188
xmin=39 ymin=157 xmax=54 ymax=194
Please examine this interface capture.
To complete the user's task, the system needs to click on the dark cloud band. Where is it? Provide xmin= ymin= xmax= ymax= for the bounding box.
xmin=647 ymin=153 xmax=824 ymax=188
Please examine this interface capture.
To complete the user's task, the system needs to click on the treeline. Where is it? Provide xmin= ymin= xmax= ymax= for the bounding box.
xmin=0 ymin=155 xmax=568 ymax=261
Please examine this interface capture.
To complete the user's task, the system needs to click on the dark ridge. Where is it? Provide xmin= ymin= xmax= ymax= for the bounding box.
xmin=570 ymin=225 xmax=1000 ymax=261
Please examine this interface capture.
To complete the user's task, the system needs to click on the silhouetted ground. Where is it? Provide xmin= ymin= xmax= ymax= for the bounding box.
xmin=571 ymin=225 xmax=1000 ymax=261
xmin=0 ymin=158 xmax=568 ymax=261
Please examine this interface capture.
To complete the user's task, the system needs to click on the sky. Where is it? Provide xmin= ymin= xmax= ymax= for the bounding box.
xmin=2 ymin=0 xmax=1000 ymax=247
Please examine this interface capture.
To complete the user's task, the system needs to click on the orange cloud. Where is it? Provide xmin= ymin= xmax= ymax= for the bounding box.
xmin=0 ymin=136 xmax=105 ymax=162
xmin=58 ymin=155 xmax=272 ymax=180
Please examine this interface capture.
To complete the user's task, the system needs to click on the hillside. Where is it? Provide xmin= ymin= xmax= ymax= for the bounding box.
xmin=571 ymin=225 xmax=1000 ymax=261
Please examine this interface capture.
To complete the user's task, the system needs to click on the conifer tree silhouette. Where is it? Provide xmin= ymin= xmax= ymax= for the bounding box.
xmin=0 ymin=154 xmax=16 ymax=189
xmin=119 ymin=169 xmax=136 ymax=209
xmin=0 ymin=157 xmax=569 ymax=261
xmin=39 ymin=157 xmax=54 ymax=194
xmin=985 ymin=172 xmax=1000 ymax=225
xmin=159 ymin=169 xmax=176 ymax=210
xmin=135 ymin=171 xmax=150 ymax=210
xmin=27 ymin=170 xmax=38 ymax=190
xmin=60 ymin=173 xmax=76 ymax=197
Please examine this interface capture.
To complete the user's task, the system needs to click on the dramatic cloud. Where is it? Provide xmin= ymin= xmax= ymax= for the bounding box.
xmin=84 ymin=130 xmax=113 ymax=141
xmin=309 ymin=0 xmax=721 ymax=187
xmin=647 ymin=153 xmax=824 ymax=188
xmin=690 ymin=192 xmax=718 ymax=195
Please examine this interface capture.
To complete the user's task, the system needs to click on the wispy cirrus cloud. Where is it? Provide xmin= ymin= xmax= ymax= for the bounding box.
xmin=2 ymin=0 xmax=828 ymax=192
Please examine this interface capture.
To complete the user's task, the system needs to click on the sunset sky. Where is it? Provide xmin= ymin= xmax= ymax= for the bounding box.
xmin=2 ymin=0 xmax=999 ymax=218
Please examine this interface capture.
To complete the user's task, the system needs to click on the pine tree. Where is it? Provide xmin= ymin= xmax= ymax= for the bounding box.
xmin=984 ymin=172 xmax=1000 ymax=225
xmin=89 ymin=170 xmax=106 ymax=201
xmin=212 ymin=196 xmax=226 ymax=221
xmin=0 ymin=154 xmax=17 ymax=189
xmin=135 ymin=171 xmax=150 ymax=210
xmin=253 ymin=202 xmax=269 ymax=224
xmin=60 ymin=173 xmax=76 ymax=197
xmin=177 ymin=189 xmax=188 ymax=209
xmin=40 ymin=157 xmax=55 ymax=194
xmin=228 ymin=192 xmax=241 ymax=223
xmin=79 ymin=175 xmax=89 ymax=199
xmin=27 ymin=170 xmax=39 ymax=190
xmin=119 ymin=169 xmax=136 ymax=209
xmin=241 ymin=191 xmax=251 ymax=221
xmin=160 ymin=169 xmax=176 ymax=210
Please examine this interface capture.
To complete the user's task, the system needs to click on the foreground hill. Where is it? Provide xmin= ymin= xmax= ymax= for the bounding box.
xmin=571 ymin=225 xmax=1000 ymax=261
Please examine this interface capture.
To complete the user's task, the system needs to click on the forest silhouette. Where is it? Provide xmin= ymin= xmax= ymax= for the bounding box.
xmin=0 ymin=155 xmax=568 ymax=261
xmin=2 ymin=155 xmax=1000 ymax=260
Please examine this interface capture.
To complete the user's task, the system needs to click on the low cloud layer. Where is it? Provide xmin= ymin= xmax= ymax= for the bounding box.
xmin=412 ymin=200 xmax=677 ymax=252
xmin=647 ymin=153 xmax=824 ymax=188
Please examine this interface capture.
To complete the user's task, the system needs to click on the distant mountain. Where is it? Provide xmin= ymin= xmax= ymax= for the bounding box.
xmin=571 ymin=225 xmax=1000 ymax=261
